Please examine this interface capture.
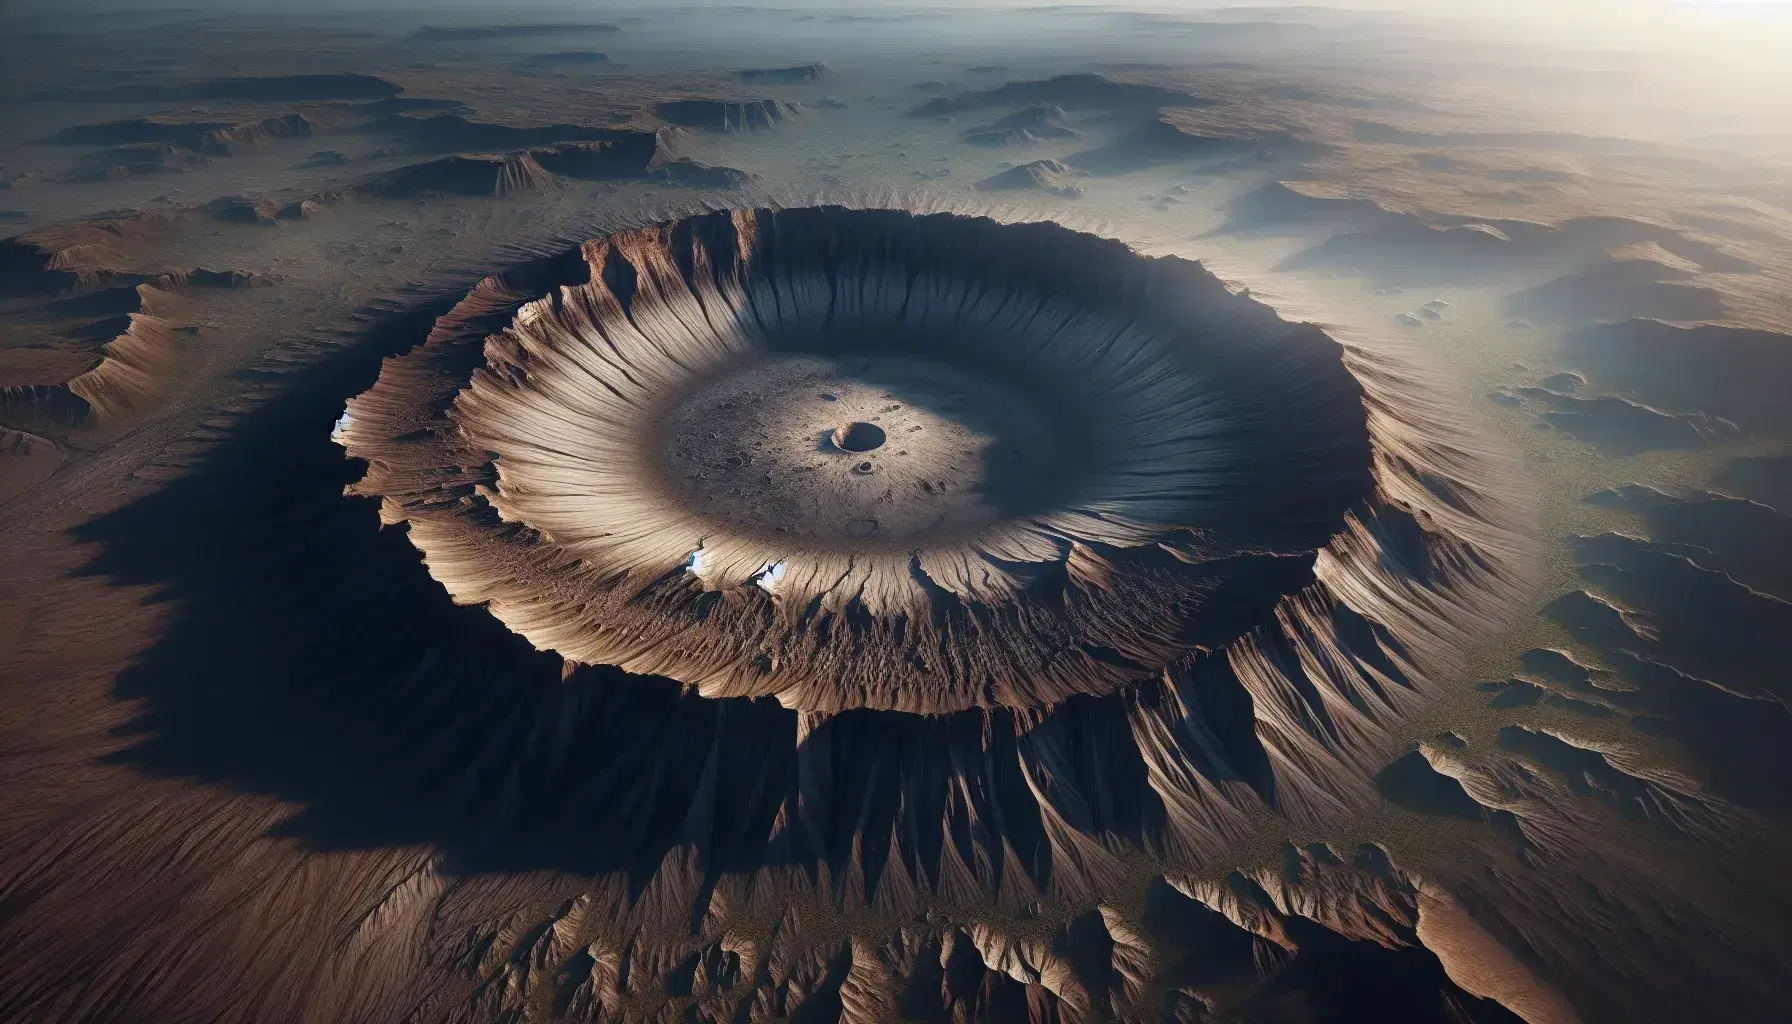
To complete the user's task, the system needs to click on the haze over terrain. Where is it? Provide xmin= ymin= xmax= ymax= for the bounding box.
xmin=2 ymin=3 xmax=1790 ymax=1023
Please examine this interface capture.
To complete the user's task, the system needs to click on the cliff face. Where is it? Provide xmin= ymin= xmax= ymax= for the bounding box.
xmin=333 ymin=208 xmax=1535 ymax=925
xmin=654 ymin=98 xmax=802 ymax=132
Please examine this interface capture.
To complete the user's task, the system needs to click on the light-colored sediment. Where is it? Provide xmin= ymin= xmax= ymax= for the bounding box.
xmin=1416 ymin=883 xmax=1582 ymax=1024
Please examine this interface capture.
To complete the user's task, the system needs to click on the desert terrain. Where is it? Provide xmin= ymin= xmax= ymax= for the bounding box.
xmin=2 ymin=3 xmax=1791 ymax=1022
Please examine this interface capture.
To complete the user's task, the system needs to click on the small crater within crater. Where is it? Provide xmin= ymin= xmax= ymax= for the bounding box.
xmin=833 ymin=421 xmax=886 ymax=452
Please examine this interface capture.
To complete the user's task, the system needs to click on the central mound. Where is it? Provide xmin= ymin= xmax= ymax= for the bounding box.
xmin=345 ymin=208 xmax=1402 ymax=713
xmin=657 ymin=353 xmax=1069 ymax=545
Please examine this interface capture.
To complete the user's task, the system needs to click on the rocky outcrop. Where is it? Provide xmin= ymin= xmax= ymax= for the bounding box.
xmin=44 ymin=114 xmax=317 ymax=164
xmin=369 ymin=114 xmax=626 ymax=153
xmin=737 ymin=63 xmax=831 ymax=84
xmin=362 ymin=152 xmax=558 ymax=198
xmin=912 ymin=73 xmax=1209 ymax=118
xmin=653 ymin=98 xmax=800 ymax=132
xmin=195 ymin=114 xmax=315 ymax=155
xmin=1490 ymin=384 xmax=1736 ymax=456
xmin=1507 ymin=244 xmax=1724 ymax=323
xmin=0 ymin=212 xmax=176 ymax=297
xmin=1563 ymin=319 xmax=1792 ymax=433
xmin=974 ymin=159 xmax=1084 ymax=196
xmin=963 ymin=106 xmax=1080 ymax=146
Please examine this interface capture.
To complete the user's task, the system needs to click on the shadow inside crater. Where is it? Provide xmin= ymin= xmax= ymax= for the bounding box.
xmin=57 ymin=230 xmax=1524 ymax=1024
xmin=68 ymin=296 xmax=1188 ymax=886
xmin=71 ymin=379 xmax=1520 ymax=1015
xmin=73 ymin=298 xmax=757 ymax=877
xmin=66 ymin=273 xmax=1354 ymax=888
